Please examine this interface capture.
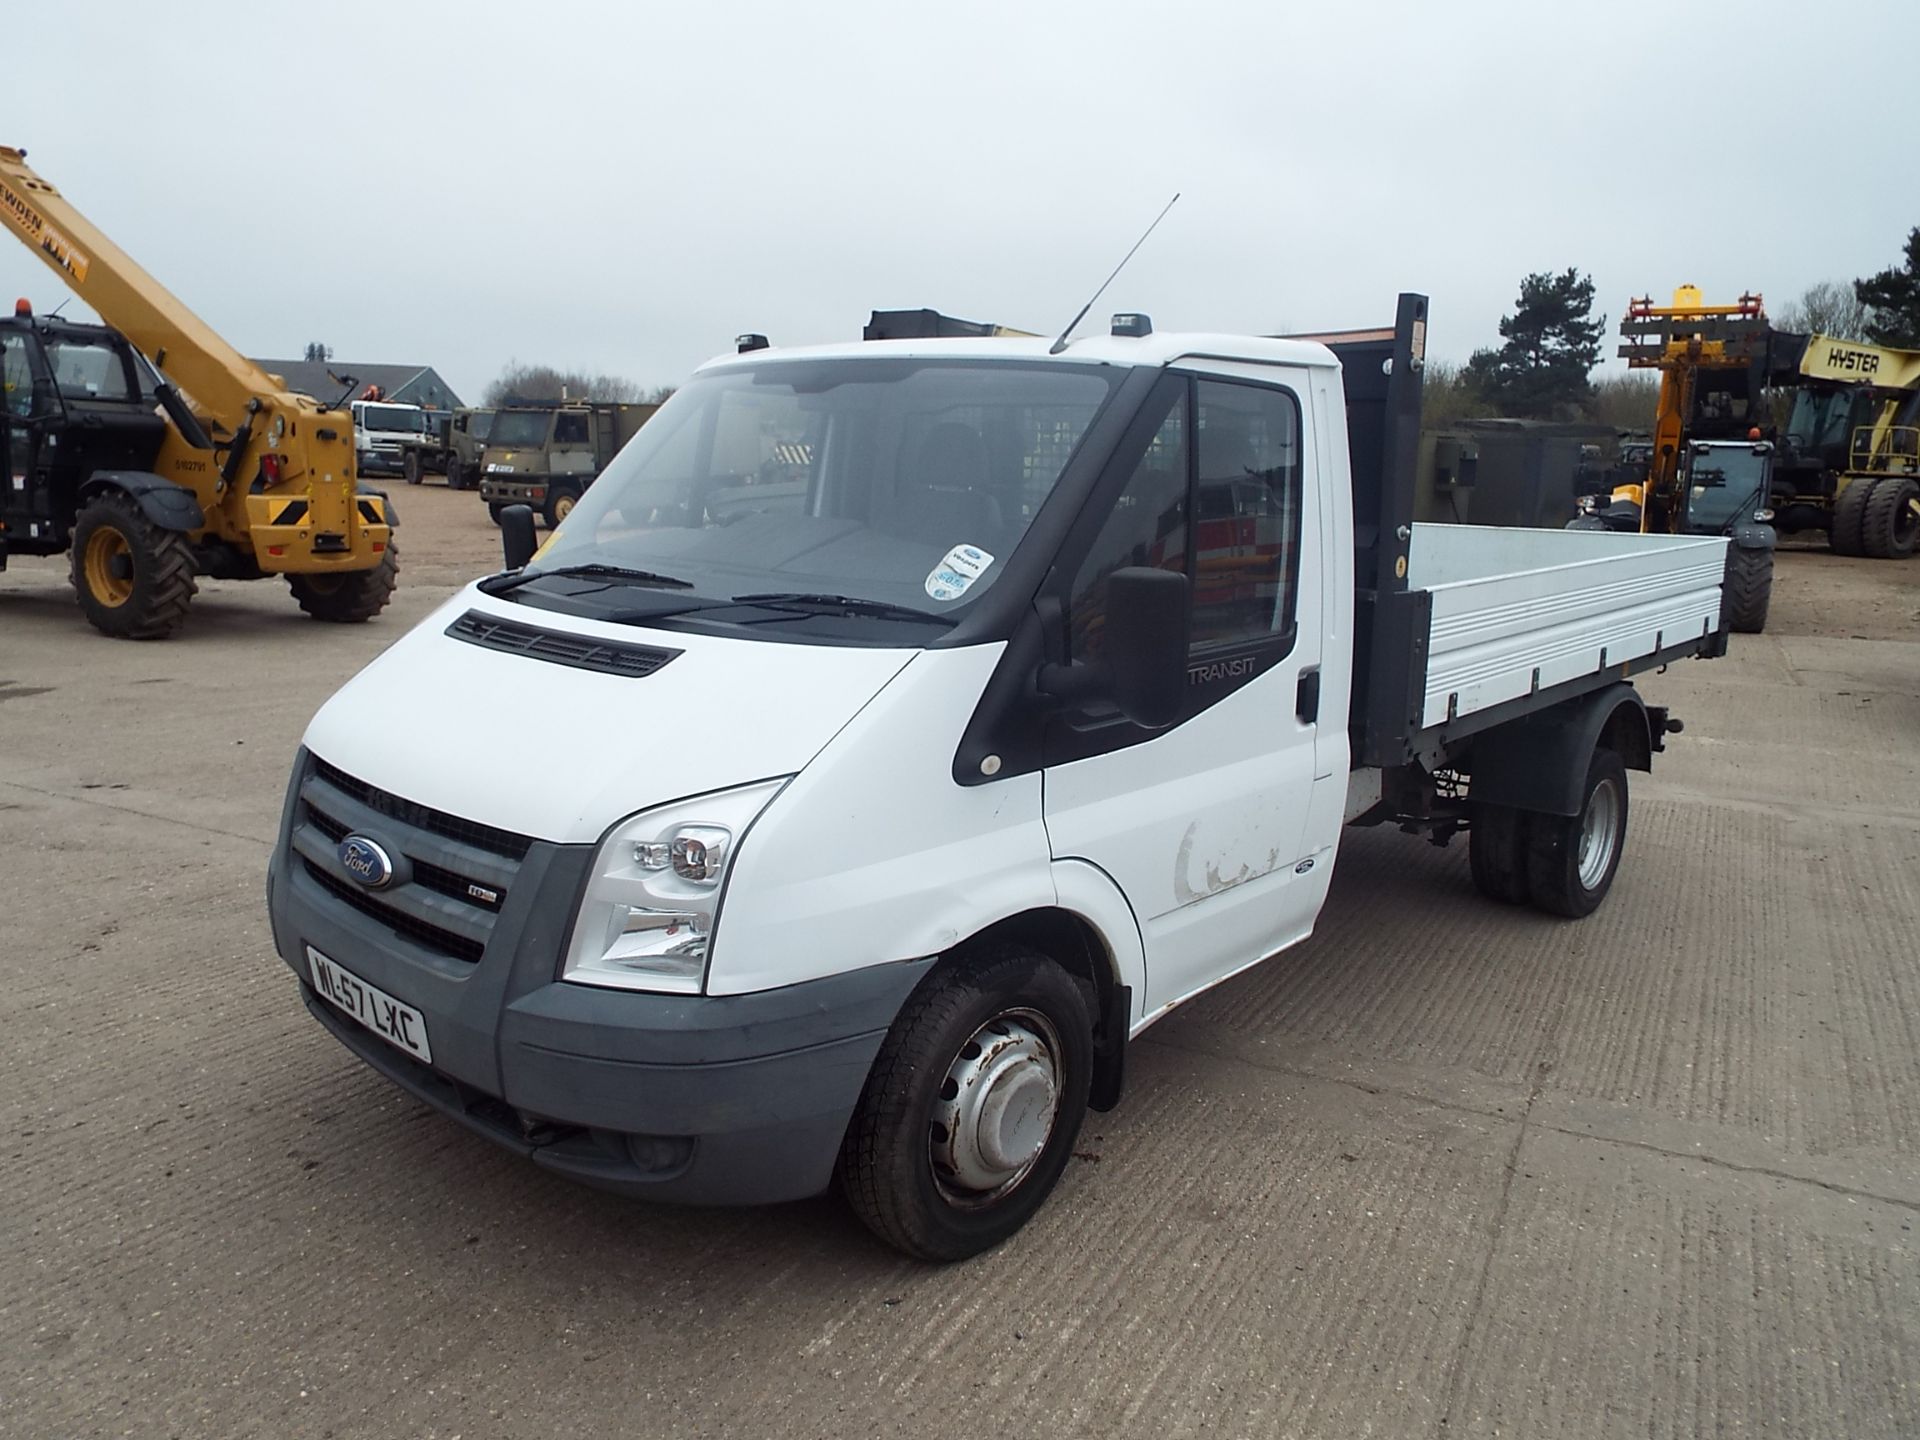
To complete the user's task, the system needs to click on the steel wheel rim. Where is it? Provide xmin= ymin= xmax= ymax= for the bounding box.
xmin=83 ymin=527 xmax=134 ymax=607
xmin=1577 ymin=778 xmax=1621 ymax=890
xmin=929 ymin=1008 xmax=1062 ymax=1207
xmin=553 ymin=493 xmax=576 ymax=523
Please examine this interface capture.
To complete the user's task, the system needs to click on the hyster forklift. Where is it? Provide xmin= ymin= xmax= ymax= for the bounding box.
xmin=1574 ymin=287 xmax=1777 ymax=632
xmin=0 ymin=146 xmax=396 ymax=639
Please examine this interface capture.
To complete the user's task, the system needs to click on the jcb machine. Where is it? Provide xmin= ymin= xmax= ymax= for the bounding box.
xmin=1576 ymin=287 xmax=1776 ymax=633
xmin=0 ymin=146 xmax=395 ymax=639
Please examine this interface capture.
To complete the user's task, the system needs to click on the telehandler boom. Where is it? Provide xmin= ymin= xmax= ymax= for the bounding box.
xmin=0 ymin=145 xmax=395 ymax=637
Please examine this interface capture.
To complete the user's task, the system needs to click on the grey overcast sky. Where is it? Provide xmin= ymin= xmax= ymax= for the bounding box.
xmin=7 ymin=0 xmax=1915 ymax=405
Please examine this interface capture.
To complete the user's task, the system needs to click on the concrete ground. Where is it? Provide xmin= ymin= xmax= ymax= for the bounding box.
xmin=2 ymin=491 xmax=1916 ymax=1439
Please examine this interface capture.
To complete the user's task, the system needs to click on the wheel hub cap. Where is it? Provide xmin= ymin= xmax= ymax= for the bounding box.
xmin=1578 ymin=778 xmax=1621 ymax=890
xmin=931 ymin=1012 xmax=1060 ymax=1200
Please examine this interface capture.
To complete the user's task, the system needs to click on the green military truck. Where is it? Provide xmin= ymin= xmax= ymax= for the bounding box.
xmin=479 ymin=402 xmax=658 ymax=526
xmin=442 ymin=407 xmax=494 ymax=491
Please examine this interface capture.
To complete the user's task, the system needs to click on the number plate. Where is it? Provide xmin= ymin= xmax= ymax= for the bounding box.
xmin=307 ymin=945 xmax=432 ymax=1064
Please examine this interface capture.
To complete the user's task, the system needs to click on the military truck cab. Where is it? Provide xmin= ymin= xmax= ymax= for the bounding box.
xmin=480 ymin=402 xmax=658 ymax=528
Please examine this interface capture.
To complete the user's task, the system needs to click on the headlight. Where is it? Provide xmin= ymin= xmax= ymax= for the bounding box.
xmin=562 ymin=779 xmax=787 ymax=994
xmin=1754 ymin=508 xmax=1774 ymax=523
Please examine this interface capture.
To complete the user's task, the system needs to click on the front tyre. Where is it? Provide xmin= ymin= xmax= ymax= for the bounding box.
xmin=403 ymin=451 xmax=423 ymax=485
xmin=1525 ymin=748 xmax=1629 ymax=919
xmin=1862 ymin=476 xmax=1920 ymax=560
xmin=542 ymin=485 xmax=580 ymax=529
xmin=839 ymin=945 xmax=1093 ymax=1262
xmin=1724 ymin=546 xmax=1772 ymax=633
xmin=69 ymin=494 xmax=198 ymax=640
xmin=286 ymin=544 xmax=399 ymax=623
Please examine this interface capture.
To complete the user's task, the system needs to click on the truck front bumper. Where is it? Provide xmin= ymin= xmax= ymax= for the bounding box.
xmin=267 ymin=750 xmax=932 ymax=1205
xmin=479 ymin=478 xmax=549 ymax=505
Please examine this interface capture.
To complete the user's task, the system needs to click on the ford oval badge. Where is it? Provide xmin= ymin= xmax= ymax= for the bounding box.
xmin=338 ymin=834 xmax=395 ymax=889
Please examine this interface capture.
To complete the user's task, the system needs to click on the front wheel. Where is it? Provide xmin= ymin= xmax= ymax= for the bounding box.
xmin=542 ymin=485 xmax=580 ymax=529
xmin=1525 ymin=748 xmax=1629 ymax=919
xmin=1862 ymin=476 xmax=1920 ymax=560
xmin=286 ymin=544 xmax=399 ymax=623
xmin=446 ymin=456 xmax=465 ymax=491
xmin=839 ymin=945 xmax=1093 ymax=1261
xmin=1724 ymin=546 xmax=1772 ymax=633
xmin=487 ymin=502 xmax=506 ymax=526
xmin=69 ymin=494 xmax=198 ymax=640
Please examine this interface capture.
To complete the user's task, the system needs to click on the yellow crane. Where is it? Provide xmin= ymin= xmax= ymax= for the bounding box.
xmin=1 ymin=145 xmax=395 ymax=638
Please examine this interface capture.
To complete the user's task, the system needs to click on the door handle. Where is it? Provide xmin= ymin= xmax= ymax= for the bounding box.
xmin=1296 ymin=667 xmax=1321 ymax=724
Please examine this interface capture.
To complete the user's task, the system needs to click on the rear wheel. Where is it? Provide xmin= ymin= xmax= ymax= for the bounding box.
xmin=1468 ymin=802 xmax=1531 ymax=904
xmin=542 ymin=485 xmax=580 ymax=529
xmin=1724 ymin=546 xmax=1773 ymax=633
xmin=1862 ymin=476 xmax=1920 ymax=559
xmin=1829 ymin=475 xmax=1873 ymax=556
xmin=286 ymin=544 xmax=399 ymax=623
xmin=403 ymin=451 xmax=422 ymax=485
xmin=69 ymin=494 xmax=198 ymax=640
xmin=446 ymin=457 xmax=465 ymax=491
xmin=839 ymin=945 xmax=1093 ymax=1262
xmin=1525 ymin=748 xmax=1629 ymax=919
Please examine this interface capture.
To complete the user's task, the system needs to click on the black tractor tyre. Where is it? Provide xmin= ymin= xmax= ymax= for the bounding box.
xmin=1862 ymin=476 xmax=1920 ymax=560
xmin=541 ymin=485 xmax=581 ymax=529
xmin=1468 ymin=802 xmax=1531 ymax=905
xmin=1724 ymin=546 xmax=1773 ymax=633
xmin=838 ymin=944 xmax=1094 ymax=1262
xmin=1525 ymin=748 xmax=1630 ymax=919
xmin=403 ymin=451 xmax=422 ymax=485
xmin=69 ymin=494 xmax=199 ymax=640
xmin=286 ymin=544 xmax=399 ymax=623
xmin=487 ymin=502 xmax=507 ymax=526
xmin=1829 ymin=476 xmax=1874 ymax=556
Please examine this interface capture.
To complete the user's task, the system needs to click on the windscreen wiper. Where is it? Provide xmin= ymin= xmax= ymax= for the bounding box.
xmin=730 ymin=592 xmax=958 ymax=626
xmin=479 ymin=562 xmax=695 ymax=596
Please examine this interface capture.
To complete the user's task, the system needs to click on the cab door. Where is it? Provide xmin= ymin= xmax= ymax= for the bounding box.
xmin=1042 ymin=366 xmax=1340 ymax=1019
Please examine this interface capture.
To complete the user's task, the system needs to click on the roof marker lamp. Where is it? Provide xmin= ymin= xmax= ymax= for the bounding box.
xmin=562 ymin=779 xmax=787 ymax=994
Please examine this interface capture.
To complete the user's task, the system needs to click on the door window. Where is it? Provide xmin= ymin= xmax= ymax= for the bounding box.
xmin=1068 ymin=375 xmax=1303 ymax=679
xmin=554 ymin=412 xmax=589 ymax=444
xmin=2 ymin=334 xmax=33 ymax=418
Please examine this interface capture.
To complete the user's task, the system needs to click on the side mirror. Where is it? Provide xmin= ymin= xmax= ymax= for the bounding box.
xmin=500 ymin=504 xmax=538 ymax=570
xmin=1040 ymin=567 xmax=1190 ymax=730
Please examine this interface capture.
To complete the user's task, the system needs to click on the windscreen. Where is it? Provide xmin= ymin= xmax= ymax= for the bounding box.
xmin=361 ymin=405 xmax=426 ymax=434
xmin=489 ymin=410 xmax=551 ymax=447
xmin=538 ymin=358 xmax=1118 ymax=619
xmin=1686 ymin=447 xmax=1768 ymax=531
xmin=44 ymin=338 xmax=132 ymax=401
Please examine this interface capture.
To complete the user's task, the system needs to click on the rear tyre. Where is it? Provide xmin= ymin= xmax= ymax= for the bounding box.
xmin=1862 ymin=476 xmax=1920 ymax=560
xmin=542 ymin=485 xmax=580 ymax=529
xmin=69 ymin=494 xmax=198 ymax=640
xmin=403 ymin=451 xmax=422 ymax=485
xmin=1829 ymin=475 xmax=1873 ymax=556
xmin=1525 ymin=748 xmax=1629 ymax=919
xmin=1724 ymin=546 xmax=1773 ymax=633
xmin=1468 ymin=802 xmax=1531 ymax=905
xmin=446 ymin=457 xmax=465 ymax=491
xmin=839 ymin=945 xmax=1093 ymax=1262
xmin=286 ymin=544 xmax=399 ymax=623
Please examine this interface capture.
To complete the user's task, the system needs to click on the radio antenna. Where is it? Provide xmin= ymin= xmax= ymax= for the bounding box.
xmin=1048 ymin=192 xmax=1180 ymax=355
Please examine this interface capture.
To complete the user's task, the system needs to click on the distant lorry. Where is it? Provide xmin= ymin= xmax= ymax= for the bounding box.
xmin=350 ymin=398 xmax=432 ymax=482
xmin=269 ymin=296 xmax=1730 ymax=1260
xmin=478 ymin=402 xmax=658 ymax=526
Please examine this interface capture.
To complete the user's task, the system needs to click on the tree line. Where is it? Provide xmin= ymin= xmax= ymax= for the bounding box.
xmin=1427 ymin=225 xmax=1920 ymax=429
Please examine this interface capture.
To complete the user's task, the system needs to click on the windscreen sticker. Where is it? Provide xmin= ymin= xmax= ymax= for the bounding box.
xmin=925 ymin=544 xmax=994 ymax=602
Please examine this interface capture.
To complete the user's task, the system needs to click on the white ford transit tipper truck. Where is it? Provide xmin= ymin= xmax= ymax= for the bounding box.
xmin=268 ymin=296 xmax=1730 ymax=1260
